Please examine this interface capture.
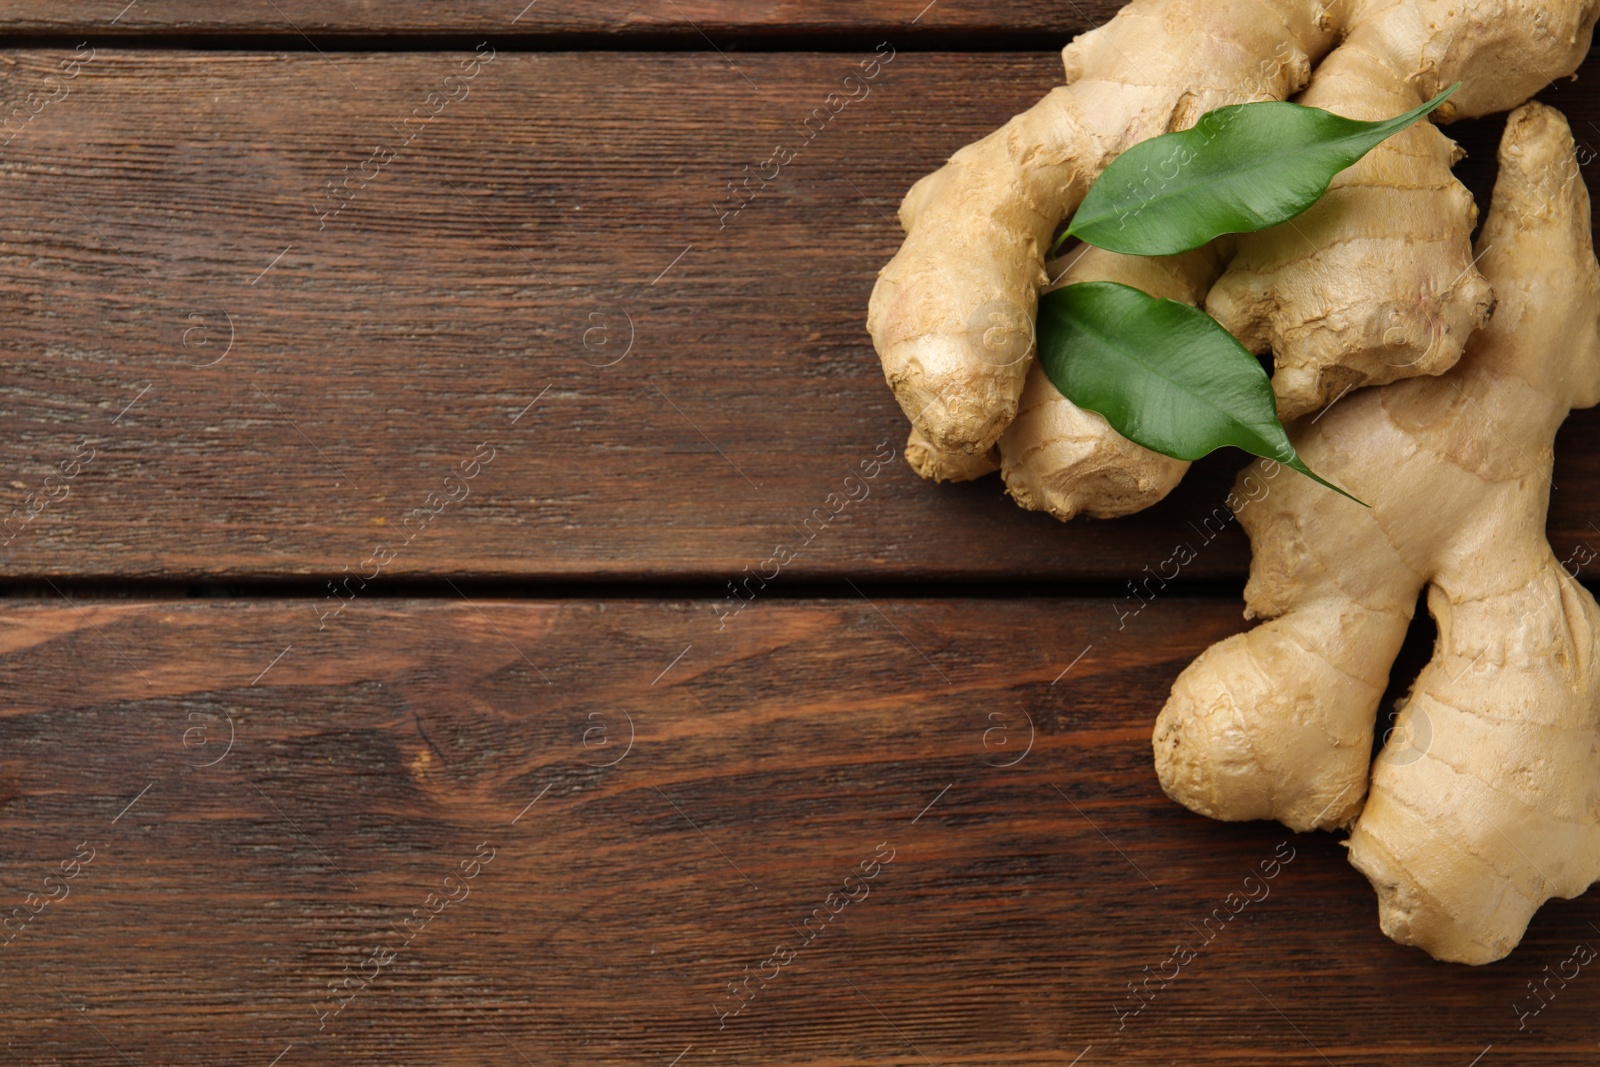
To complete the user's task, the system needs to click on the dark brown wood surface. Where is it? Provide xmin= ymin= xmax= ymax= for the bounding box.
xmin=6 ymin=10 xmax=1600 ymax=1066
xmin=0 ymin=1 xmax=1120 ymax=39
xmin=2 ymin=47 xmax=1600 ymax=583
xmin=2 ymin=597 xmax=1595 ymax=1066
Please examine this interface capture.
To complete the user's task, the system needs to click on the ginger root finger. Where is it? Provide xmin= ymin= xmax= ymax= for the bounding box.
xmin=1208 ymin=21 xmax=1494 ymax=419
xmin=1348 ymin=100 xmax=1600 ymax=963
xmin=1352 ymin=571 xmax=1600 ymax=964
xmin=1213 ymin=0 xmax=1599 ymax=417
xmin=868 ymin=0 xmax=1326 ymax=455
xmin=1154 ymin=597 xmax=1411 ymax=831
xmin=1409 ymin=0 xmax=1600 ymax=121
xmin=1156 ymin=102 xmax=1600 ymax=963
xmin=997 ymin=244 xmax=1221 ymax=520
xmin=905 ymin=428 xmax=999 ymax=483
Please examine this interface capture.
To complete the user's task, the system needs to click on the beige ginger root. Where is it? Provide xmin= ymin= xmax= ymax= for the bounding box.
xmin=872 ymin=0 xmax=1599 ymax=518
xmin=1153 ymin=103 xmax=1600 ymax=964
xmin=998 ymin=245 xmax=1221 ymax=518
xmin=911 ymin=244 xmax=1222 ymax=518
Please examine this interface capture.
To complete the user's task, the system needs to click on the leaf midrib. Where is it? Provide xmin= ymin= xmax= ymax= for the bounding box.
xmin=1071 ymin=117 xmax=1399 ymax=236
xmin=1057 ymin=297 xmax=1272 ymax=449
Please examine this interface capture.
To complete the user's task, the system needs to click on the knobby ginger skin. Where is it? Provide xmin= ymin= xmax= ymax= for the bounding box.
xmin=1154 ymin=103 xmax=1600 ymax=964
xmin=998 ymin=245 xmax=1221 ymax=519
xmin=871 ymin=0 xmax=1599 ymax=516
xmin=911 ymin=243 xmax=1219 ymax=518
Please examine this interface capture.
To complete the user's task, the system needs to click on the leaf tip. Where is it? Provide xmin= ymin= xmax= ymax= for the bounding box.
xmin=1422 ymin=82 xmax=1461 ymax=117
xmin=1285 ymin=457 xmax=1367 ymax=506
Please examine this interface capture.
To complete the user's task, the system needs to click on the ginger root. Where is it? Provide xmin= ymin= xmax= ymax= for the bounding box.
xmin=1153 ymin=103 xmax=1600 ymax=964
xmin=998 ymin=245 xmax=1220 ymax=518
xmin=871 ymin=0 xmax=1599 ymax=518
xmin=909 ymin=244 xmax=1220 ymax=517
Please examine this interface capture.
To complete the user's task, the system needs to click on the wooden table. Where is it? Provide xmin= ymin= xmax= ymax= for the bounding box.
xmin=2 ymin=3 xmax=1598 ymax=1064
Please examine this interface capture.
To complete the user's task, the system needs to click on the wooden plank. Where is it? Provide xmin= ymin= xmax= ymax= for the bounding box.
xmin=0 ymin=2 xmax=1119 ymax=40
xmin=1 ymin=49 xmax=1598 ymax=583
xmin=0 ymin=597 xmax=1594 ymax=1065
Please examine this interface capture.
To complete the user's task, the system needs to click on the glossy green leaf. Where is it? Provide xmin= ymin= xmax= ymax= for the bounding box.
xmin=1037 ymin=281 xmax=1363 ymax=503
xmin=1059 ymin=85 xmax=1458 ymax=256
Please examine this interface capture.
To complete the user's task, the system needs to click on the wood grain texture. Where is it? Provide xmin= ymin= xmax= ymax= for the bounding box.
xmin=1 ymin=597 xmax=1596 ymax=1065
xmin=0 ymin=1 xmax=1121 ymax=39
xmin=3 ymin=47 xmax=1600 ymax=583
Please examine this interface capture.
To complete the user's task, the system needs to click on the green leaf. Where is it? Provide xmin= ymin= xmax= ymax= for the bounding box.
xmin=1059 ymin=84 xmax=1458 ymax=256
xmin=1037 ymin=281 xmax=1364 ymax=504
